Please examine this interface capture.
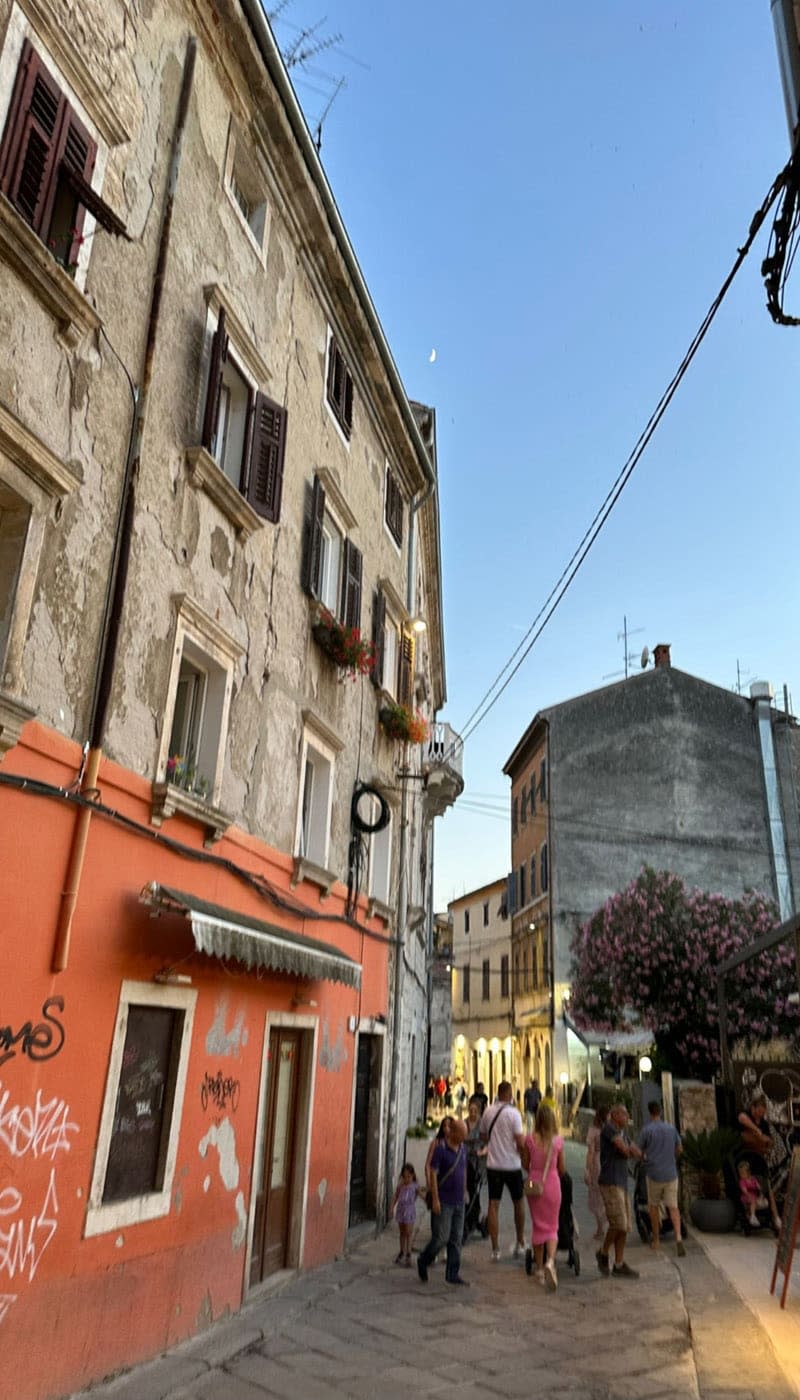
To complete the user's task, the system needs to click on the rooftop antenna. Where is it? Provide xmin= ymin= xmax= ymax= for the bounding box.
xmin=602 ymin=614 xmax=645 ymax=681
xmin=314 ymin=75 xmax=346 ymax=151
xmin=734 ymin=659 xmax=753 ymax=695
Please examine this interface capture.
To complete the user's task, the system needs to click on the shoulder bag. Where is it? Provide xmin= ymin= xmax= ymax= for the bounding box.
xmin=524 ymin=1135 xmax=555 ymax=1199
xmin=426 ymin=1144 xmax=464 ymax=1208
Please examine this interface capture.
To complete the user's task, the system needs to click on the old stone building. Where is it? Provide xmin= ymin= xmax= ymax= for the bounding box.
xmin=0 ymin=3 xmax=461 ymax=1396
xmin=449 ymin=877 xmax=513 ymax=1101
xmin=504 ymin=646 xmax=800 ymax=1101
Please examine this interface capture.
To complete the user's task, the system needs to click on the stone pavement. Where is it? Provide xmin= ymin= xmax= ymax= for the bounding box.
xmin=68 ymin=1143 xmax=796 ymax=1400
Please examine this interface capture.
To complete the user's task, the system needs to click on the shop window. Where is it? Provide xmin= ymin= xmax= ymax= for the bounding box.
xmin=85 ymin=981 xmax=196 ymax=1236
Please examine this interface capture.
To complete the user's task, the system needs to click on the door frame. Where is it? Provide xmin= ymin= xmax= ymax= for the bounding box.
xmin=344 ymin=1017 xmax=386 ymax=1230
xmin=244 ymin=1011 xmax=317 ymax=1294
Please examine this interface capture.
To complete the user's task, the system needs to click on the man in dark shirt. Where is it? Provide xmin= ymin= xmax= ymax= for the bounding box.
xmin=417 ymin=1118 xmax=469 ymax=1286
xmin=523 ymin=1079 xmax=541 ymax=1132
xmin=597 ymin=1103 xmax=642 ymax=1279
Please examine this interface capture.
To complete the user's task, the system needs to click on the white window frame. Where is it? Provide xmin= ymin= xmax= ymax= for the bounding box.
xmin=222 ymin=119 xmax=270 ymax=262
xmin=368 ymin=804 xmax=392 ymax=907
xmin=319 ymin=509 xmax=344 ymax=616
xmin=157 ymin=595 xmax=243 ymax=808
xmin=295 ymin=720 xmax=339 ymax=871
xmin=84 ymin=980 xmax=197 ymax=1238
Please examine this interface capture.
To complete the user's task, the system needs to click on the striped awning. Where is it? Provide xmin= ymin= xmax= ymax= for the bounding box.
xmin=140 ymin=882 xmax=361 ymax=989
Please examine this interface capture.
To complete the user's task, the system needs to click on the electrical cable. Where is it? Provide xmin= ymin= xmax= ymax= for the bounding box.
xmin=434 ymin=153 xmax=796 ymax=771
xmin=762 ymin=140 xmax=800 ymax=324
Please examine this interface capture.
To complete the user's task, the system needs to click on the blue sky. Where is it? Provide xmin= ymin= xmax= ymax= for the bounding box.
xmin=271 ymin=2 xmax=800 ymax=908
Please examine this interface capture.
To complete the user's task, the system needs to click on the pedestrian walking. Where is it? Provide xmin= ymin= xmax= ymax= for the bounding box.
xmin=463 ymin=1095 xmax=488 ymax=1240
xmin=436 ymin=1073 xmax=447 ymax=1111
xmin=637 ymin=1100 xmax=685 ymax=1257
xmin=523 ymin=1078 xmax=542 ymax=1133
xmin=390 ymin=1163 xmax=425 ymax=1266
xmin=455 ymin=1078 xmax=468 ymax=1118
xmin=522 ymin=1103 xmax=565 ymax=1289
xmin=584 ymin=1104 xmax=609 ymax=1241
xmin=481 ymin=1080 xmax=526 ymax=1260
xmin=596 ymin=1102 xmax=642 ymax=1279
xmin=474 ymin=1080 xmax=489 ymax=1115
xmin=417 ymin=1119 xmax=469 ymax=1286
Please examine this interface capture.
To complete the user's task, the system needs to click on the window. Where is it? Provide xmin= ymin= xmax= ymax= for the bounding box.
xmin=540 ymin=759 xmax=547 ymax=802
xmin=541 ymin=842 xmax=549 ymax=892
xmin=302 ymin=474 xmax=362 ymax=628
xmin=500 ymin=955 xmax=509 ymax=998
xmin=0 ymin=38 xmax=121 ymax=278
xmin=482 ymin=959 xmax=490 ymax=1001
xmin=384 ymin=465 xmax=403 ymax=546
xmin=482 ymin=900 xmax=489 ymax=927
xmin=0 ymin=482 xmax=30 ymax=672
xmin=519 ymin=862 xmax=526 ymax=908
xmin=368 ymin=801 xmax=392 ymax=906
xmin=156 ymin=596 xmax=241 ymax=817
xmin=512 ymin=797 xmax=518 ymax=836
xmin=85 ymin=980 xmax=196 ymax=1236
xmin=520 ymin=789 xmax=527 ymax=824
xmin=297 ymin=738 xmax=334 ymax=869
xmin=326 ymin=333 xmax=354 ymax=440
xmin=530 ymin=771 xmax=536 ymax=815
xmin=523 ymin=948 xmax=529 ymax=992
xmin=371 ymin=589 xmax=401 ymax=697
xmin=464 ymin=909 xmax=470 ymax=934
xmin=223 ymin=122 xmax=269 ymax=257
xmin=514 ymin=953 xmax=520 ymax=994
xmin=201 ymin=307 xmax=287 ymax=522
xmin=462 ymin=964 xmax=470 ymax=1003
xmin=530 ymin=852 xmax=536 ymax=899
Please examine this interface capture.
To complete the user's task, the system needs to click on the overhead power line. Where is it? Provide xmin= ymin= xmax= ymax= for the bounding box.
xmin=441 ymin=152 xmax=796 ymax=767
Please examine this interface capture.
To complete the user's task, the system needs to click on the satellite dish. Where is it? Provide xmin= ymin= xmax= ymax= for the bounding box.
xmin=641 ymin=646 xmax=650 ymax=669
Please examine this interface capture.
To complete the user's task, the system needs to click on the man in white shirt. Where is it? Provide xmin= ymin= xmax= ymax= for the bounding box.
xmin=480 ymin=1080 xmax=526 ymax=1260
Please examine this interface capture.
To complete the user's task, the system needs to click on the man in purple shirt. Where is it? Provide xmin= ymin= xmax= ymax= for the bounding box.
xmin=417 ymin=1118 xmax=469 ymax=1286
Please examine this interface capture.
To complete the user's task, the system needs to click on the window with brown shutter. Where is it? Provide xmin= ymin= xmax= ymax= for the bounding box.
xmin=301 ymin=475 xmax=326 ymax=599
xmin=340 ymin=538 xmax=363 ymax=631
xmin=385 ymin=466 xmax=403 ymax=546
xmin=326 ymin=335 xmax=354 ymax=439
xmin=0 ymin=38 xmax=101 ymax=273
xmin=398 ymin=628 xmax=415 ymax=706
xmin=371 ymin=588 xmax=386 ymax=688
xmin=246 ymin=392 xmax=287 ymax=521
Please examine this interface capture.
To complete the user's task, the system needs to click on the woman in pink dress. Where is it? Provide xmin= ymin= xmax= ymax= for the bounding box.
xmin=522 ymin=1103 xmax=565 ymax=1289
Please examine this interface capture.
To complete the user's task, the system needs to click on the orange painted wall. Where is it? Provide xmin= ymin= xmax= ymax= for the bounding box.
xmin=0 ymin=725 xmax=390 ymax=1400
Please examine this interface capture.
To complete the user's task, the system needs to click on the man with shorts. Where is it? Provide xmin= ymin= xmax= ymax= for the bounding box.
xmin=481 ymin=1080 xmax=526 ymax=1260
xmin=638 ymin=1100 xmax=685 ymax=1257
xmin=597 ymin=1102 xmax=642 ymax=1279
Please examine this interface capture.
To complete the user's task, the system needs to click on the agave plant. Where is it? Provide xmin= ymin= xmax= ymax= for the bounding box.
xmin=680 ymin=1127 xmax=740 ymax=1200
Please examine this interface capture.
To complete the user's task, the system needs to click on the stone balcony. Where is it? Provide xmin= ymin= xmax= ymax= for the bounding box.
xmin=422 ymin=721 xmax=464 ymax=817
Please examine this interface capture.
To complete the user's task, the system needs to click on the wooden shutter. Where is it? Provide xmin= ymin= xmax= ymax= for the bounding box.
xmin=0 ymin=40 xmax=66 ymax=233
xmin=343 ymin=366 xmax=354 ymax=436
xmin=245 ymin=391 xmax=287 ymax=521
xmin=385 ymin=468 xmax=403 ymax=545
xmin=398 ymin=629 xmax=415 ymax=706
xmin=371 ymin=588 xmax=386 ymax=688
xmin=301 ymin=474 xmax=325 ymax=597
xmin=56 ymin=108 xmax=97 ymax=270
xmin=201 ymin=308 xmax=228 ymax=452
xmin=340 ymin=539 xmax=363 ymax=630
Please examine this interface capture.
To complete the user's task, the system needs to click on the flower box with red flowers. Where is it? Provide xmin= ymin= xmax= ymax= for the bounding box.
xmin=379 ymin=701 xmax=429 ymax=744
xmin=311 ymin=606 xmax=375 ymax=678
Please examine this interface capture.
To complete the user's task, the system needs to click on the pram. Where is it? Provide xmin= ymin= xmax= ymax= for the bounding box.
xmin=633 ymin=1159 xmax=684 ymax=1244
xmin=524 ymin=1170 xmax=580 ymax=1278
xmin=723 ymin=1149 xmax=776 ymax=1237
xmin=462 ymin=1158 xmax=488 ymax=1242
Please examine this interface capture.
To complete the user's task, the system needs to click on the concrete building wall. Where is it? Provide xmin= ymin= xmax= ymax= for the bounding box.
xmin=450 ymin=878 xmax=513 ymax=1100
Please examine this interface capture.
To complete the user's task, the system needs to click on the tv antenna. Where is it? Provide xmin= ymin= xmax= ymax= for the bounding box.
xmin=734 ymin=659 xmax=753 ymax=695
xmin=603 ymin=614 xmax=645 ymax=681
xmin=314 ymin=75 xmax=346 ymax=151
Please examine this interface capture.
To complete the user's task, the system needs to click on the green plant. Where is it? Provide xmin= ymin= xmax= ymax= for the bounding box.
xmin=379 ymin=700 xmax=429 ymax=744
xmin=406 ymin=1120 xmax=432 ymax=1138
xmin=312 ymin=606 xmax=375 ymax=678
xmin=166 ymin=753 xmax=210 ymax=800
xmin=589 ymin=1083 xmax=634 ymax=1115
xmin=680 ymin=1127 xmax=740 ymax=1199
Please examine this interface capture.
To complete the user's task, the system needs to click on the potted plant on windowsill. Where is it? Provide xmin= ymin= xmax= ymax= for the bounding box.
xmin=165 ymin=753 xmax=211 ymax=801
xmin=379 ymin=700 xmax=429 ymax=744
xmin=311 ymin=606 xmax=375 ymax=678
xmin=681 ymin=1127 xmax=740 ymax=1232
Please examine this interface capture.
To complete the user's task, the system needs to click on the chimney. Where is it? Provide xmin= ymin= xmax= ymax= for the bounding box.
xmin=653 ymin=643 xmax=671 ymax=669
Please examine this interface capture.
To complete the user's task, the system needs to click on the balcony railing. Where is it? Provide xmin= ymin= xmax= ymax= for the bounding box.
xmin=422 ymin=721 xmax=464 ymax=816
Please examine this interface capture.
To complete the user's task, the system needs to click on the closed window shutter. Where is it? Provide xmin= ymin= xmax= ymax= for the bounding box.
xmin=343 ymin=369 xmax=354 ymax=435
xmin=0 ymin=41 xmax=66 ymax=234
xmin=57 ymin=108 xmax=97 ymax=270
xmin=301 ymin=474 xmax=325 ymax=598
xmin=506 ymin=870 xmax=517 ymax=916
xmin=340 ymin=539 xmax=363 ymax=630
xmin=201 ymin=308 xmax=228 ymax=451
xmin=398 ymin=630 xmax=415 ymax=706
xmin=371 ymin=588 xmax=386 ymax=688
xmin=246 ymin=391 xmax=286 ymax=521
xmin=385 ymin=468 xmax=403 ymax=545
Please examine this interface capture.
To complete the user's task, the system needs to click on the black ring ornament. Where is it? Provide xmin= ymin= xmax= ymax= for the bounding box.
xmin=351 ymin=783 xmax=390 ymax=834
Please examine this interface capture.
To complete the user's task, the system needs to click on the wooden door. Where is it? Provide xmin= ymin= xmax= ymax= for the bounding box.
xmin=348 ymin=1035 xmax=371 ymax=1225
xmin=250 ymin=1028 xmax=301 ymax=1284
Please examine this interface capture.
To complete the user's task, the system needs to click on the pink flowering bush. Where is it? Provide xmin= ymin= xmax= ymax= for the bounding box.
xmin=570 ymin=866 xmax=799 ymax=1080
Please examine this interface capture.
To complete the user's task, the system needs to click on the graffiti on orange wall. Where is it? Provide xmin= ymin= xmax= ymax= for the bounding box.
xmin=0 ymin=999 xmax=76 ymax=1327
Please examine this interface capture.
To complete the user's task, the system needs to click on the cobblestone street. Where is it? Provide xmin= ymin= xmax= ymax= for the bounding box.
xmin=68 ymin=1144 xmax=797 ymax=1400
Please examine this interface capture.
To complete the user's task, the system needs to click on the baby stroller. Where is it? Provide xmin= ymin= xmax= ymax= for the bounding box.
xmin=524 ymin=1170 xmax=580 ymax=1278
xmin=724 ymin=1149 xmax=776 ymax=1237
xmin=633 ymin=1159 xmax=683 ymax=1244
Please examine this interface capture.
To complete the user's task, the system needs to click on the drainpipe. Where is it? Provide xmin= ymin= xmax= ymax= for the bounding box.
xmin=52 ymin=37 xmax=198 ymax=973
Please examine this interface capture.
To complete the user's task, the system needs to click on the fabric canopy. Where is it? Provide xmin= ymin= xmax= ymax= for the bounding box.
xmin=140 ymin=882 xmax=361 ymax=990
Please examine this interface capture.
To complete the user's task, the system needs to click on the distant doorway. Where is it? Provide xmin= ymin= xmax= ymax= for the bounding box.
xmin=249 ymin=1026 xmax=310 ymax=1285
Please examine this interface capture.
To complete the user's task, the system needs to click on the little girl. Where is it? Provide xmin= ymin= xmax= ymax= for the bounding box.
xmin=391 ymin=1163 xmax=424 ymax=1265
xmin=738 ymin=1159 xmax=768 ymax=1226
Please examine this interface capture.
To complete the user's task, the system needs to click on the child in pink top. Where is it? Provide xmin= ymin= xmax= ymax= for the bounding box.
xmin=738 ymin=1159 xmax=768 ymax=1226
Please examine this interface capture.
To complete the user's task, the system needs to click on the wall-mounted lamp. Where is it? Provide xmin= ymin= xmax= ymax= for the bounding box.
xmin=154 ymin=969 xmax=192 ymax=986
xmin=639 ymin=1055 xmax=653 ymax=1075
xmin=409 ymin=615 xmax=427 ymax=634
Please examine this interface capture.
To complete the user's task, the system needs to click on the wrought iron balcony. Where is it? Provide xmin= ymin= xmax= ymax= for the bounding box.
xmin=422 ymin=721 xmax=464 ymax=817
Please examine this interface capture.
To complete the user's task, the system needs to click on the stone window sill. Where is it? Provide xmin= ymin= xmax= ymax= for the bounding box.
xmin=367 ymin=897 xmax=394 ymax=924
xmin=0 ymin=195 xmax=101 ymax=348
xmin=0 ymin=692 xmax=35 ymax=758
xmin=185 ymin=446 xmax=262 ymax=541
xmin=151 ymin=781 xmax=231 ymax=848
xmin=291 ymin=856 xmax=337 ymax=900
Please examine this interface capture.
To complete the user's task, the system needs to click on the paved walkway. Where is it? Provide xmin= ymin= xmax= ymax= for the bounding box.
xmin=68 ymin=1144 xmax=797 ymax=1400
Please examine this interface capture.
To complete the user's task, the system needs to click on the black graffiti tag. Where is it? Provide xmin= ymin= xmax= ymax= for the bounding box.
xmin=0 ymin=999 xmax=65 ymax=1070
xmin=200 ymin=1070 xmax=240 ymax=1114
